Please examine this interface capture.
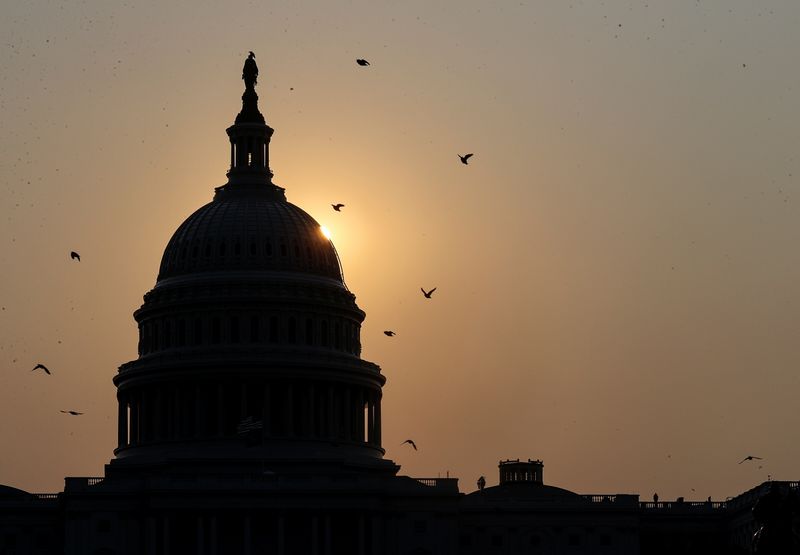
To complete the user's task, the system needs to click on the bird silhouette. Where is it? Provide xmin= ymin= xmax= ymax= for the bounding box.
xmin=60 ymin=410 xmax=84 ymax=416
xmin=332 ymin=203 xmax=345 ymax=212
xmin=70 ymin=251 xmax=80 ymax=261
xmin=739 ymin=455 xmax=763 ymax=464
xmin=31 ymin=363 xmax=51 ymax=375
xmin=401 ymin=439 xmax=417 ymax=450
xmin=383 ymin=330 xmax=396 ymax=337
xmin=459 ymin=153 xmax=473 ymax=165
xmin=356 ymin=59 xmax=370 ymax=66
xmin=421 ymin=287 xmax=437 ymax=299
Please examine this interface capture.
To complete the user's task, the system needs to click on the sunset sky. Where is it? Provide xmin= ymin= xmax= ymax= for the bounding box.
xmin=2 ymin=1 xmax=800 ymax=499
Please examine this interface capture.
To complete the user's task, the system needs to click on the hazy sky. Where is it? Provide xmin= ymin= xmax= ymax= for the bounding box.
xmin=2 ymin=1 xmax=800 ymax=499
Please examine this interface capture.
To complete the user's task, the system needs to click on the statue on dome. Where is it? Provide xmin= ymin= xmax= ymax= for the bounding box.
xmin=243 ymin=51 xmax=258 ymax=90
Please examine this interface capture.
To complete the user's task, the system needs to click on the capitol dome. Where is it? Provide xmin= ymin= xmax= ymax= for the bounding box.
xmin=111 ymin=54 xmax=391 ymax=474
xmin=157 ymin=186 xmax=342 ymax=282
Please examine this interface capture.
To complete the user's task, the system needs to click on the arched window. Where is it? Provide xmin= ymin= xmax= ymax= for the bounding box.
xmin=288 ymin=316 xmax=297 ymax=344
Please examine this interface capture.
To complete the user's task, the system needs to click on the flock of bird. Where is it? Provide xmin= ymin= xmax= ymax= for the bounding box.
xmin=26 ymin=57 xmax=767 ymax=482
xmin=31 ymin=252 xmax=84 ymax=416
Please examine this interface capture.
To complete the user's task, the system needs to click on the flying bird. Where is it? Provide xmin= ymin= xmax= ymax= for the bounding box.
xmin=383 ymin=330 xmax=396 ymax=337
xmin=356 ymin=59 xmax=370 ymax=66
xmin=401 ymin=439 xmax=417 ymax=451
xmin=739 ymin=455 xmax=763 ymax=464
xmin=459 ymin=153 xmax=473 ymax=165
xmin=70 ymin=251 xmax=80 ymax=261
xmin=60 ymin=410 xmax=84 ymax=416
xmin=31 ymin=363 xmax=51 ymax=375
xmin=332 ymin=203 xmax=345 ymax=212
xmin=421 ymin=287 xmax=437 ymax=299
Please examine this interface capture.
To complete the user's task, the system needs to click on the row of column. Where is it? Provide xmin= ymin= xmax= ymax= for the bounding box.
xmin=118 ymin=381 xmax=382 ymax=449
xmin=230 ymin=136 xmax=268 ymax=169
xmin=140 ymin=513 xmax=381 ymax=555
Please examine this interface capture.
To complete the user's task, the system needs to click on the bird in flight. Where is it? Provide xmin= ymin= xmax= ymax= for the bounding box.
xmin=332 ymin=203 xmax=345 ymax=212
xmin=31 ymin=363 xmax=51 ymax=375
xmin=402 ymin=439 xmax=418 ymax=451
xmin=60 ymin=410 xmax=84 ymax=416
xmin=356 ymin=59 xmax=370 ymax=66
xmin=70 ymin=251 xmax=81 ymax=261
xmin=459 ymin=153 xmax=474 ymax=165
xmin=421 ymin=287 xmax=437 ymax=299
xmin=739 ymin=455 xmax=763 ymax=464
xmin=383 ymin=330 xmax=396 ymax=337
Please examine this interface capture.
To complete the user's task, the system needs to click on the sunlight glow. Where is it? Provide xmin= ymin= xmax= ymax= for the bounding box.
xmin=320 ymin=225 xmax=332 ymax=240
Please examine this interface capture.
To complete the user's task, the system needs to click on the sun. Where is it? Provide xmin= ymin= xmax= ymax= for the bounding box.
xmin=320 ymin=225 xmax=332 ymax=239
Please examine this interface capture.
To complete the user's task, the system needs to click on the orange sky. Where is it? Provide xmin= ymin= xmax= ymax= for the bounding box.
xmin=2 ymin=1 xmax=800 ymax=499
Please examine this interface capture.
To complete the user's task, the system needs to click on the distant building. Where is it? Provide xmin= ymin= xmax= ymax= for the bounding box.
xmin=0 ymin=56 xmax=796 ymax=555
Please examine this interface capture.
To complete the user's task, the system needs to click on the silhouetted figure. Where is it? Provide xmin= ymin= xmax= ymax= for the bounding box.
xmin=60 ymin=410 xmax=83 ymax=416
xmin=751 ymin=482 xmax=800 ymax=554
xmin=243 ymin=51 xmax=258 ymax=89
xmin=401 ymin=439 xmax=417 ymax=451
xmin=421 ymin=287 xmax=436 ymax=299
xmin=653 ymin=493 xmax=659 ymax=504
xmin=740 ymin=455 xmax=764 ymax=464
xmin=477 ymin=476 xmax=486 ymax=491
xmin=356 ymin=59 xmax=370 ymax=66
xmin=459 ymin=153 xmax=473 ymax=165
xmin=70 ymin=251 xmax=80 ymax=261
xmin=31 ymin=363 xmax=51 ymax=375
xmin=332 ymin=203 xmax=345 ymax=212
xmin=383 ymin=330 xmax=396 ymax=337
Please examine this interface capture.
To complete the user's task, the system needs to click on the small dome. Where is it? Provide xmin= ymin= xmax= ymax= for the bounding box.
xmin=158 ymin=187 xmax=341 ymax=282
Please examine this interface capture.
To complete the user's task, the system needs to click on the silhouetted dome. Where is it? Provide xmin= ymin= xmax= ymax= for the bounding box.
xmin=0 ymin=484 xmax=34 ymax=499
xmin=158 ymin=188 xmax=341 ymax=282
xmin=463 ymin=483 xmax=588 ymax=505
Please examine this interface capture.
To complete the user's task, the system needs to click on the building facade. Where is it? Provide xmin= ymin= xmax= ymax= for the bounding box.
xmin=0 ymin=56 xmax=797 ymax=555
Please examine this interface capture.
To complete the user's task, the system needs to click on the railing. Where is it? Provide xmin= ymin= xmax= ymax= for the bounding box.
xmin=582 ymin=494 xmax=639 ymax=506
xmin=32 ymin=493 xmax=59 ymax=500
xmin=640 ymin=501 xmax=726 ymax=510
xmin=414 ymin=478 xmax=459 ymax=491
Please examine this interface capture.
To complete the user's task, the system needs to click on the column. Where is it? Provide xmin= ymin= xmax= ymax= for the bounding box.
xmin=311 ymin=516 xmax=319 ymax=555
xmin=327 ymin=386 xmax=336 ymax=439
xmin=163 ymin=515 xmax=170 ymax=555
xmin=244 ymin=515 xmax=251 ymax=555
xmin=285 ymin=383 xmax=294 ymax=436
xmin=308 ymin=384 xmax=316 ymax=437
xmin=154 ymin=387 xmax=163 ymax=441
xmin=375 ymin=393 xmax=382 ymax=447
xmin=197 ymin=516 xmax=205 ymax=555
xmin=146 ymin=516 xmax=157 ymax=555
xmin=118 ymin=396 xmax=128 ymax=448
xmin=195 ymin=383 xmax=203 ymax=438
xmin=130 ymin=393 xmax=140 ymax=445
xmin=263 ymin=384 xmax=271 ymax=439
xmin=367 ymin=393 xmax=374 ymax=445
xmin=358 ymin=515 xmax=365 ymax=555
xmin=210 ymin=515 xmax=218 ymax=555
xmin=323 ymin=516 xmax=332 ymax=555
xmin=343 ymin=387 xmax=351 ymax=441
xmin=241 ymin=383 xmax=248 ymax=419
xmin=278 ymin=515 xmax=286 ymax=555
xmin=217 ymin=384 xmax=225 ymax=436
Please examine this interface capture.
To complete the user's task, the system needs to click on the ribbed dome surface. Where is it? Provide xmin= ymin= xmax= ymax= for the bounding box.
xmin=158 ymin=190 xmax=341 ymax=282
